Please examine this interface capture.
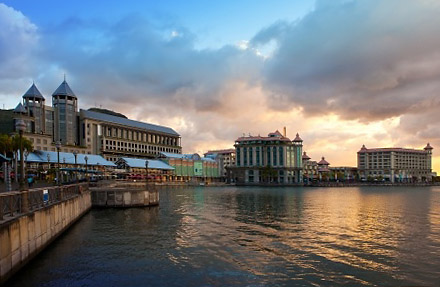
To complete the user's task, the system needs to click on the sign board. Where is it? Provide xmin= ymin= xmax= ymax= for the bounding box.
xmin=43 ymin=189 xmax=49 ymax=203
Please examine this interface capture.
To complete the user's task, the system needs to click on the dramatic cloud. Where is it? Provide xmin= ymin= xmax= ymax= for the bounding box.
xmin=256 ymin=0 xmax=440 ymax=121
xmin=1 ymin=1 xmax=440 ymax=169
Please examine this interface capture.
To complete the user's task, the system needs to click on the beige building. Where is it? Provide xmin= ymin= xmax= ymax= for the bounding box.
xmin=357 ymin=144 xmax=433 ymax=182
xmin=80 ymin=109 xmax=181 ymax=162
xmin=1 ymin=81 xmax=181 ymax=160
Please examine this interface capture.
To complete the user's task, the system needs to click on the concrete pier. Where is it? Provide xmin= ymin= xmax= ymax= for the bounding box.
xmin=91 ymin=183 xmax=159 ymax=207
xmin=0 ymin=183 xmax=91 ymax=284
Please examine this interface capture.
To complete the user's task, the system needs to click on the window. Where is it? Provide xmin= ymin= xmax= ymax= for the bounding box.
xmin=249 ymin=147 xmax=253 ymax=166
xmin=279 ymin=147 xmax=284 ymax=166
xmin=236 ymin=148 xmax=241 ymax=166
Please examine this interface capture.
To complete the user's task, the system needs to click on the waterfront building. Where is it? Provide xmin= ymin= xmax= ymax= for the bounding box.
xmin=302 ymin=153 xmax=332 ymax=182
xmin=302 ymin=152 xmax=318 ymax=182
xmin=24 ymin=150 xmax=115 ymax=181
xmin=230 ymin=129 xmax=303 ymax=184
xmin=158 ymin=152 xmax=220 ymax=182
xmin=204 ymin=149 xmax=235 ymax=179
xmin=52 ymin=79 xmax=78 ymax=146
xmin=329 ymin=166 xmax=358 ymax=181
xmin=0 ymin=81 xmax=182 ymax=160
xmin=115 ymin=157 xmax=174 ymax=182
xmin=79 ymin=109 xmax=181 ymax=162
xmin=357 ymin=144 xmax=433 ymax=182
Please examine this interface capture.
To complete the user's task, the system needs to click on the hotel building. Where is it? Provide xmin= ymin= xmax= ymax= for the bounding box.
xmin=357 ymin=144 xmax=433 ymax=182
xmin=230 ymin=129 xmax=303 ymax=184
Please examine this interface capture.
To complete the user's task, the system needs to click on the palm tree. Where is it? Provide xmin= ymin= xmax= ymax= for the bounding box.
xmin=0 ymin=133 xmax=33 ymax=185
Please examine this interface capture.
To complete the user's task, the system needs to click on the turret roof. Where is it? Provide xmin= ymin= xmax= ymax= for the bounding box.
xmin=302 ymin=152 xmax=311 ymax=160
xmin=52 ymin=80 xmax=76 ymax=98
xmin=293 ymin=133 xmax=303 ymax=142
xmin=23 ymin=83 xmax=44 ymax=100
xmin=424 ymin=143 xmax=433 ymax=150
xmin=13 ymin=102 xmax=26 ymax=114
xmin=318 ymin=157 xmax=330 ymax=165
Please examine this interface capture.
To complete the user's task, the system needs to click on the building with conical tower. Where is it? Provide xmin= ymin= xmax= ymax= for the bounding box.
xmin=52 ymin=79 xmax=78 ymax=145
xmin=0 ymin=79 xmax=182 ymax=161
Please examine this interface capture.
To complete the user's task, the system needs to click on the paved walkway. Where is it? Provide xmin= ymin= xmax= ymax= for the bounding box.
xmin=0 ymin=181 xmax=56 ymax=193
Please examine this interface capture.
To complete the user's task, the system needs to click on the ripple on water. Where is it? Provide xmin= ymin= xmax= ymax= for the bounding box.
xmin=6 ymin=186 xmax=440 ymax=287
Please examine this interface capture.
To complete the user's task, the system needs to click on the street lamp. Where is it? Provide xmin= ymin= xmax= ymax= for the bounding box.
xmin=73 ymin=151 xmax=78 ymax=184
xmin=84 ymin=155 xmax=88 ymax=182
xmin=145 ymin=159 xmax=149 ymax=187
xmin=15 ymin=119 xmax=27 ymax=191
xmin=55 ymin=140 xmax=61 ymax=186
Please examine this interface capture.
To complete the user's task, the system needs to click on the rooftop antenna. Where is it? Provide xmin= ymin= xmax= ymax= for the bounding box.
xmin=64 ymin=73 xmax=66 ymax=82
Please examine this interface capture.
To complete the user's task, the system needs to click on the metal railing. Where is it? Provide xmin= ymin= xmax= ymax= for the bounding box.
xmin=0 ymin=182 xmax=88 ymax=221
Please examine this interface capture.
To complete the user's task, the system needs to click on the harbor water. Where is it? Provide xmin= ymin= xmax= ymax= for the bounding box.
xmin=7 ymin=186 xmax=440 ymax=286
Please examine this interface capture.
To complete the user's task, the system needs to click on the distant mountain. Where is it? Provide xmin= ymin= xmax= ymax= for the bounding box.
xmin=88 ymin=108 xmax=127 ymax=119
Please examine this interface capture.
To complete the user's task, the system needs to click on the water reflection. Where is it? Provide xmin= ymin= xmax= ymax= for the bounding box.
xmin=7 ymin=186 xmax=440 ymax=287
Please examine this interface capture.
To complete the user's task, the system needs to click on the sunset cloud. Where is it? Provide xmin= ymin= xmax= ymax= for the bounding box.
xmin=1 ymin=1 xmax=440 ymax=170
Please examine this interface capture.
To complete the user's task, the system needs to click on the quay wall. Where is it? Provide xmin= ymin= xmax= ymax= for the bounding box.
xmin=0 ymin=188 xmax=91 ymax=285
xmin=91 ymin=187 xmax=159 ymax=207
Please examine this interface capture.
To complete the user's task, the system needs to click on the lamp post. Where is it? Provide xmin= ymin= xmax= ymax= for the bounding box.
xmin=145 ymin=159 xmax=149 ymax=187
xmin=55 ymin=140 xmax=61 ymax=186
xmin=47 ymin=154 xmax=50 ymax=181
xmin=73 ymin=151 xmax=78 ymax=184
xmin=15 ymin=119 xmax=26 ymax=191
xmin=84 ymin=155 xmax=88 ymax=182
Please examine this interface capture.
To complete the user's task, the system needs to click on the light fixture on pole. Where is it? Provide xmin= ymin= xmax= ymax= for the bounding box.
xmin=15 ymin=119 xmax=26 ymax=191
xmin=145 ymin=159 xmax=149 ymax=187
xmin=73 ymin=151 xmax=78 ymax=184
xmin=84 ymin=155 xmax=88 ymax=182
xmin=55 ymin=140 xmax=61 ymax=186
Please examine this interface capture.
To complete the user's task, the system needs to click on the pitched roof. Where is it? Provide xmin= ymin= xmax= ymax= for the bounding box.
xmin=159 ymin=152 xmax=214 ymax=162
xmin=23 ymin=83 xmax=45 ymax=100
xmin=268 ymin=130 xmax=283 ymax=137
xmin=52 ymin=80 xmax=77 ymax=98
xmin=119 ymin=157 xmax=174 ymax=170
xmin=14 ymin=102 xmax=27 ymax=114
xmin=80 ymin=109 xmax=180 ymax=136
xmin=24 ymin=150 xmax=115 ymax=166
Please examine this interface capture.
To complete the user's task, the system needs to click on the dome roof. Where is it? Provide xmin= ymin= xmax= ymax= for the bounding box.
xmin=52 ymin=80 xmax=76 ymax=98
xmin=23 ymin=83 xmax=44 ymax=100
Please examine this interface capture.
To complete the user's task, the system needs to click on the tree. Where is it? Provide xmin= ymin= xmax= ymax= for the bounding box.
xmin=0 ymin=133 xmax=33 ymax=156
xmin=260 ymin=165 xmax=277 ymax=183
xmin=11 ymin=134 xmax=33 ymax=154
xmin=0 ymin=134 xmax=13 ymax=156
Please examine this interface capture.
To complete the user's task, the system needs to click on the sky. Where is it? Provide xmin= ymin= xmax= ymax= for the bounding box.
xmin=1 ymin=0 xmax=440 ymax=172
